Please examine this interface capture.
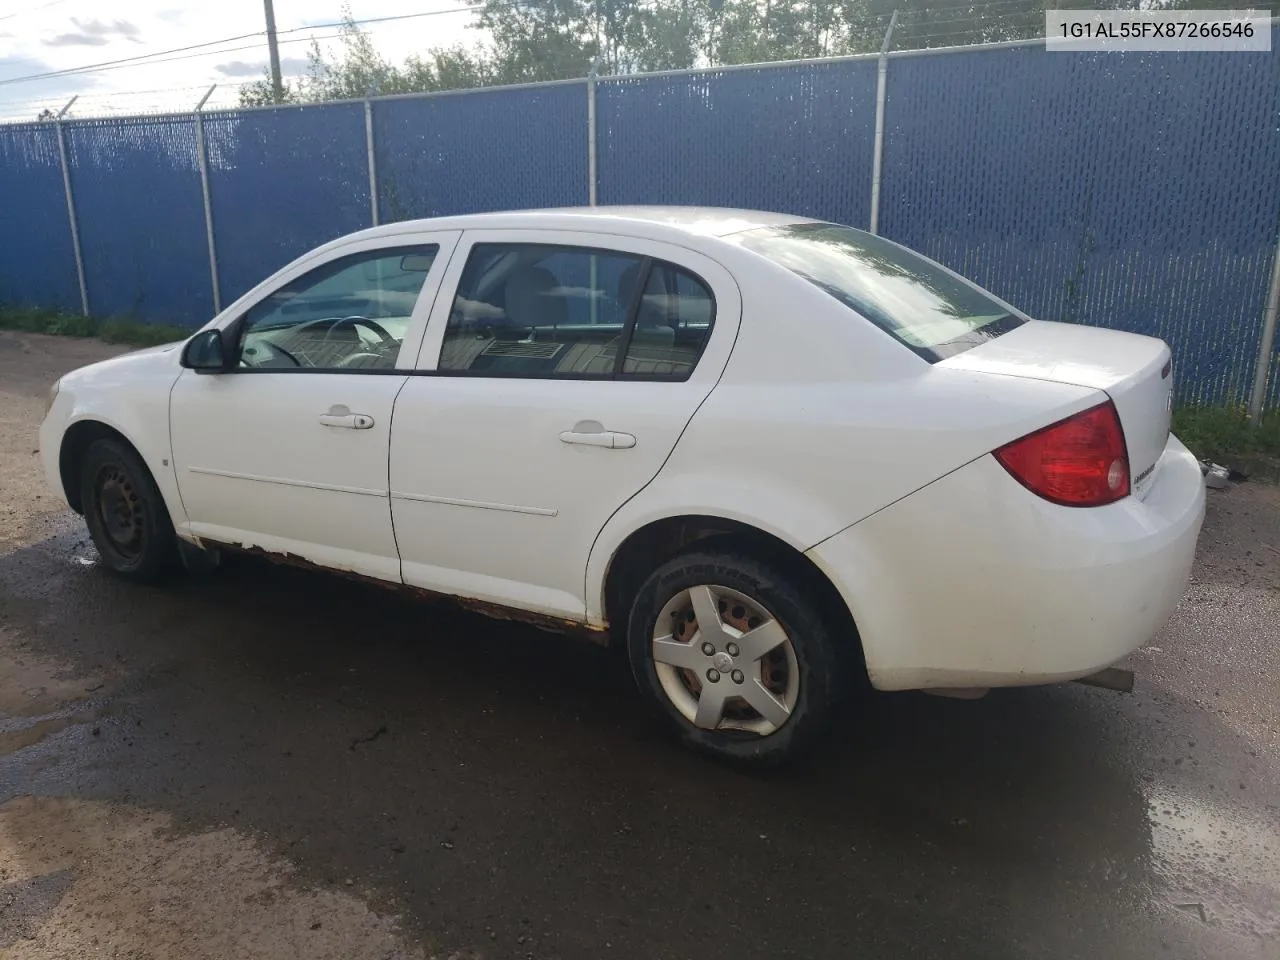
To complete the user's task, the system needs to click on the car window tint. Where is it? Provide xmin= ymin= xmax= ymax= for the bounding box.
xmin=238 ymin=245 xmax=437 ymax=372
xmin=439 ymin=243 xmax=645 ymax=377
xmin=731 ymin=222 xmax=1023 ymax=362
xmin=621 ymin=262 xmax=715 ymax=380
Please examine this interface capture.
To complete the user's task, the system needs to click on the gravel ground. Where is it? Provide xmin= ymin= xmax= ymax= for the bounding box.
xmin=0 ymin=329 xmax=1277 ymax=960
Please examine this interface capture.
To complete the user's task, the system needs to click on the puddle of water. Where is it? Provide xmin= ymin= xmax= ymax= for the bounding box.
xmin=0 ymin=628 xmax=106 ymax=718
xmin=0 ymin=712 xmax=94 ymax=756
xmin=0 ymin=796 xmax=428 ymax=959
xmin=1146 ymin=781 xmax=1280 ymax=942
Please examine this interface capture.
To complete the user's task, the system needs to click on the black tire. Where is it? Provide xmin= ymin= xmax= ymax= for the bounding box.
xmin=625 ymin=548 xmax=844 ymax=767
xmin=79 ymin=438 xmax=180 ymax=583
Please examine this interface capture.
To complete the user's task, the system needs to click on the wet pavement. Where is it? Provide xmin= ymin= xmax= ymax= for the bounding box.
xmin=1 ymin=330 xmax=1277 ymax=959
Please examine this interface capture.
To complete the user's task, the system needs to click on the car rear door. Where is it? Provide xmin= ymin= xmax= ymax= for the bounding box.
xmin=387 ymin=229 xmax=742 ymax=621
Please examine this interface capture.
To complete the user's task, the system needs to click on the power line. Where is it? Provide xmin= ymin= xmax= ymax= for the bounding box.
xmin=12 ymin=30 xmax=343 ymax=82
xmin=0 ymin=31 xmax=268 ymax=86
xmin=0 ymin=7 xmax=475 ymax=88
xmin=299 ymin=8 xmax=478 ymax=33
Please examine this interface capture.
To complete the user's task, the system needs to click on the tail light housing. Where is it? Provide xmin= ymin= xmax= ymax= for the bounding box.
xmin=993 ymin=400 xmax=1130 ymax=507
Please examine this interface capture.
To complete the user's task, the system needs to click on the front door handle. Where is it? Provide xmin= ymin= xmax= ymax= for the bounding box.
xmin=559 ymin=420 xmax=636 ymax=449
xmin=319 ymin=409 xmax=374 ymax=429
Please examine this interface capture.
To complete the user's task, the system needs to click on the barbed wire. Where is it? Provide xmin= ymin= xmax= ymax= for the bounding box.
xmin=0 ymin=80 xmax=266 ymax=120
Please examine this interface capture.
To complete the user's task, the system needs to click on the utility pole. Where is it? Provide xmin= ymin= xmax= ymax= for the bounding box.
xmin=263 ymin=0 xmax=284 ymax=104
xmin=868 ymin=9 xmax=899 ymax=236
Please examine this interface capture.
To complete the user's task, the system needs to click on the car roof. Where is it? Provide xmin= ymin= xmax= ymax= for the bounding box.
xmin=344 ymin=205 xmax=820 ymax=244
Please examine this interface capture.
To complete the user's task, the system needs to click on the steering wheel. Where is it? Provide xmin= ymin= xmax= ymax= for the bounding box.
xmin=296 ymin=315 xmax=395 ymax=345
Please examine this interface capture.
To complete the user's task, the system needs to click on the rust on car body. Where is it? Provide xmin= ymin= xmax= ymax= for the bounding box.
xmin=195 ymin=538 xmax=612 ymax=645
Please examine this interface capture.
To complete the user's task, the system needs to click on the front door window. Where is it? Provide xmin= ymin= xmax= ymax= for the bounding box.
xmin=237 ymin=245 xmax=439 ymax=371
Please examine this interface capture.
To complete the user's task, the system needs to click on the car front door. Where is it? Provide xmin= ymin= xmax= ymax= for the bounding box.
xmin=169 ymin=231 xmax=460 ymax=583
xmin=388 ymin=230 xmax=742 ymax=620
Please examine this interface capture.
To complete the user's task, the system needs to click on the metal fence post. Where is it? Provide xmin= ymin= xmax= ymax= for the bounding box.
xmin=53 ymin=97 xmax=89 ymax=317
xmin=365 ymin=98 xmax=380 ymax=226
xmin=1247 ymin=233 xmax=1280 ymax=421
xmin=587 ymin=63 xmax=599 ymax=207
xmin=868 ymin=11 xmax=899 ymax=235
xmin=194 ymin=84 xmax=222 ymax=314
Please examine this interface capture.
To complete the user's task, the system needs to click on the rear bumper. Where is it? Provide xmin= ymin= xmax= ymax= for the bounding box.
xmin=806 ymin=433 xmax=1206 ymax=691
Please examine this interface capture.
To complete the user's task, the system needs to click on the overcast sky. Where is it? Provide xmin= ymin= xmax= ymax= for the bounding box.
xmin=0 ymin=0 xmax=482 ymax=122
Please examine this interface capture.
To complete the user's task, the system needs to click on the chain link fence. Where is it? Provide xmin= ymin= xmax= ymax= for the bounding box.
xmin=1 ymin=27 xmax=1277 ymax=407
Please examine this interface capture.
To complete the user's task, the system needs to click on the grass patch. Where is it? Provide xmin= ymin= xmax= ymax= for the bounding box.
xmin=0 ymin=306 xmax=192 ymax=349
xmin=1172 ymin=404 xmax=1280 ymax=464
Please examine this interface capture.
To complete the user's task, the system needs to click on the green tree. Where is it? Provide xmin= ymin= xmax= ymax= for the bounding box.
xmin=870 ymin=0 xmax=1263 ymax=51
xmin=621 ymin=1 xmax=708 ymax=71
xmin=470 ymin=0 xmax=596 ymax=82
xmin=240 ymin=0 xmax=1264 ymax=108
xmin=236 ymin=74 xmax=289 ymax=107
xmin=403 ymin=44 xmax=497 ymax=91
xmin=238 ymin=3 xmax=496 ymax=107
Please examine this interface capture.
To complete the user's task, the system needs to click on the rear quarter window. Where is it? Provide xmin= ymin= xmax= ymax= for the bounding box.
xmin=730 ymin=222 xmax=1025 ymax=362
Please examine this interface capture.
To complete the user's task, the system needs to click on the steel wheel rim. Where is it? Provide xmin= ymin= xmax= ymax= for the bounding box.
xmin=651 ymin=584 xmax=800 ymax=737
xmin=96 ymin=465 xmax=144 ymax=558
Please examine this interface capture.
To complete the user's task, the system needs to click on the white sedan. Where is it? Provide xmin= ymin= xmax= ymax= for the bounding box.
xmin=39 ymin=206 xmax=1206 ymax=764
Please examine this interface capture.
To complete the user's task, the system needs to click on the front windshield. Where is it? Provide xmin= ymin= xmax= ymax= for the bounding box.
xmin=731 ymin=222 xmax=1025 ymax=361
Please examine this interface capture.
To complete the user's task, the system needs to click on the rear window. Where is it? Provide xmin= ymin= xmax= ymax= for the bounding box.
xmin=731 ymin=222 xmax=1025 ymax=361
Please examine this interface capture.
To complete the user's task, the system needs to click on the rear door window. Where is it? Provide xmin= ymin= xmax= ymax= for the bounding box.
xmin=621 ymin=260 xmax=715 ymax=380
xmin=438 ymin=242 xmax=716 ymax=380
xmin=730 ymin=222 xmax=1024 ymax=361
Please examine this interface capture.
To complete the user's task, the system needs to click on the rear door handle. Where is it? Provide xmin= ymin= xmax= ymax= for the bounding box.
xmin=559 ymin=430 xmax=635 ymax=448
xmin=559 ymin=421 xmax=636 ymax=449
xmin=319 ymin=413 xmax=374 ymax=429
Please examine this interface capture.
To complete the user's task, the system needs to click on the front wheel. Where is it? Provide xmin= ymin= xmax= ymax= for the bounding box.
xmin=625 ymin=549 xmax=844 ymax=766
xmin=79 ymin=438 xmax=180 ymax=583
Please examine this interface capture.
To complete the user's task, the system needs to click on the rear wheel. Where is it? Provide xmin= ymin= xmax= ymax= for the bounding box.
xmin=625 ymin=549 xmax=843 ymax=766
xmin=79 ymin=438 xmax=179 ymax=583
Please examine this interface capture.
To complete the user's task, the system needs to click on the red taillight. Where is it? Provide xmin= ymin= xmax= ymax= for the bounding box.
xmin=993 ymin=400 xmax=1130 ymax=507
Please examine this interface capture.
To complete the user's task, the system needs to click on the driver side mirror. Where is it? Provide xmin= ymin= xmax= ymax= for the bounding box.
xmin=180 ymin=328 xmax=230 ymax=373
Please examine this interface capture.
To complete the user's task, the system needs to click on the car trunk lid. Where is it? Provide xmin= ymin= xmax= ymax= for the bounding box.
xmin=941 ymin=319 xmax=1174 ymax=500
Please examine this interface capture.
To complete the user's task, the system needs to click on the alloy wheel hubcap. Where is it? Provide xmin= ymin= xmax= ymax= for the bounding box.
xmin=650 ymin=585 xmax=799 ymax=736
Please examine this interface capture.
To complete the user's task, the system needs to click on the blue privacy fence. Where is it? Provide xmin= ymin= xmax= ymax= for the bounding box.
xmin=1 ymin=28 xmax=1278 ymax=408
